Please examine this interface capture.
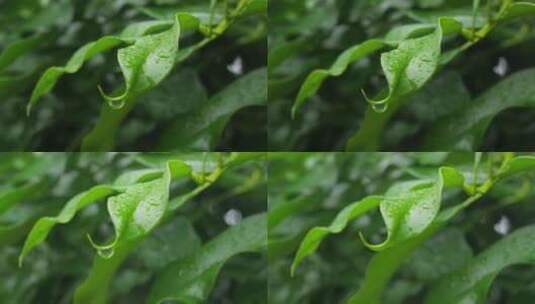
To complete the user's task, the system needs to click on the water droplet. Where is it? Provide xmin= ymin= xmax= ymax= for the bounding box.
xmin=493 ymin=57 xmax=508 ymax=77
xmin=227 ymin=57 xmax=243 ymax=75
xmin=494 ymin=216 xmax=511 ymax=235
xmin=224 ymin=209 xmax=242 ymax=226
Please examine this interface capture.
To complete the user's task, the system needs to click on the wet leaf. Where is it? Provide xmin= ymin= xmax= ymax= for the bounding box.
xmin=147 ymin=213 xmax=267 ymax=304
xmin=425 ymin=225 xmax=535 ymax=304
xmin=362 ymin=18 xmax=462 ymax=113
xmin=291 ymin=167 xmax=464 ymax=274
xmin=157 ymin=68 xmax=267 ymax=151
xmin=423 ymin=68 xmax=535 ymax=150
xmin=98 ymin=14 xmax=184 ymax=109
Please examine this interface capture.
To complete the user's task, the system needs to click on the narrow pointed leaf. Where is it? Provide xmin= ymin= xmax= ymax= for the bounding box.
xmin=425 ymin=225 xmax=535 ymax=304
xmin=157 ymin=68 xmax=267 ymax=150
xmin=18 ymin=185 xmax=120 ymax=266
xmin=27 ymin=36 xmax=129 ymax=114
xmin=0 ymin=34 xmax=47 ymax=71
xmin=0 ymin=181 xmax=46 ymax=215
xmin=147 ymin=213 xmax=267 ymax=304
xmin=423 ymin=68 xmax=535 ymax=150
xmin=292 ymin=39 xmax=386 ymax=117
xmin=290 ymin=196 xmax=383 ymax=275
xmin=501 ymin=2 xmax=535 ymax=20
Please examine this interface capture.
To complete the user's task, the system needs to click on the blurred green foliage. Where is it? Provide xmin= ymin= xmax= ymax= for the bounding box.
xmin=268 ymin=0 xmax=535 ymax=151
xmin=0 ymin=0 xmax=267 ymax=151
xmin=268 ymin=152 xmax=535 ymax=303
xmin=0 ymin=152 xmax=266 ymax=303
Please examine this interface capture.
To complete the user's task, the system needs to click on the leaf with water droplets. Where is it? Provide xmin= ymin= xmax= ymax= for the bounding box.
xmin=157 ymin=68 xmax=267 ymax=151
xmin=146 ymin=213 xmax=266 ymax=304
xmin=423 ymin=68 xmax=535 ymax=150
xmin=425 ymin=225 xmax=535 ymax=304
xmin=88 ymin=163 xmax=173 ymax=258
xmin=99 ymin=14 xmax=181 ymax=109
xmin=360 ymin=167 xmax=464 ymax=251
xmin=291 ymin=167 xmax=464 ymax=274
xmin=363 ymin=18 xmax=462 ymax=113
xmin=291 ymin=21 xmax=445 ymax=117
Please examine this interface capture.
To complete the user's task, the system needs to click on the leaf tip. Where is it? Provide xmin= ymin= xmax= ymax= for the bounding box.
xmin=18 ymin=255 xmax=24 ymax=268
xmin=97 ymin=85 xmax=126 ymax=109
xmin=358 ymin=231 xmax=385 ymax=252
xmin=290 ymin=104 xmax=298 ymax=120
xmin=26 ymin=103 xmax=33 ymax=117
xmin=86 ymin=233 xmax=116 ymax=259
xmin=361 ymin=89 xmax=389 ymax=113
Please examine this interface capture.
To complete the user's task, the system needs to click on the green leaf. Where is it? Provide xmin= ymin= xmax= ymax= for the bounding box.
xmin=292 ymin=39 xmax=387 ymax=117
xmin=501 ymin=2 xmax=535 ymax=20
xmin=405 ymin=228 xmax=473 ymax=281
xmin=74 ymin=240 xmax=139 ymax=304
xmin=0 ymin=34 xmax=47 ymax=71
xmin=425 ymin=225 xmax=535 ymax=304
xmin=146 ymin=213 xmax=267 ymax=304
xmin=157 ymin=68 xmax=267 ymax=151
xmin=73 ymin=160 xmax=202 ymax=304
xmin=347 ymin=226 xmax=438 ymax=304
xmin=242 ymin=0 xmax=268 ymax=16
xmin=423 ymin=68 xmax=535 ymax=150
xmin=26 ymin=13 xmax=201 ymax=116
xmin=291 ymin=20 xmax=446 ymax=118
xmin=291 ymin=167 xmax=464 ymax=274
xmin=360 ymin=167 xmax=464 ymax=251
xmin=363 ymin=18 xmax=462 ymax=113
xmin=99 ymin=14 xmax=182 ymax=109
xmin=18 ymin=185 xmax=120 ymax=266
xmin=88 ymin=163 xmax=172 ymax=258
xmin=500 ymin=155 xmax=535 ymax=178
xmin=27 ymin=36 xmax=129 ymax=115
xmin=290 ymin=196 xmax=383 ymax=276
xmin=346 ymin=192 xmax=481 ymax=304
xmin=0 ymin=181 xmax=46 ymax=215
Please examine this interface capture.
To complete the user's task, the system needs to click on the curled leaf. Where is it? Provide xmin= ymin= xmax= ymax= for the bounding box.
xmin=363 ymin=18 xmax=462 ymax=113
xmin=291 ymin=167 xmax=464 ymax=274
xmin=360 ymin=167 xmax=464 ymax=251
xmin=88 ymin=163 xmax=172 ymax=258
xmin=98 ymin=13 xmax=183 ymax=109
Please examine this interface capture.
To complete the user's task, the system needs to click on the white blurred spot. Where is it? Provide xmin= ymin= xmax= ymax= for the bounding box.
xmin=227 ymin=57 xmax=243 ymax=75
xmin=224 ymin=209 xmax=242 ymax=226
xmin=493 ymin=57 xmax=509 ymax=77
xmin=494 ymin=216 xmax=511 ymax=235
